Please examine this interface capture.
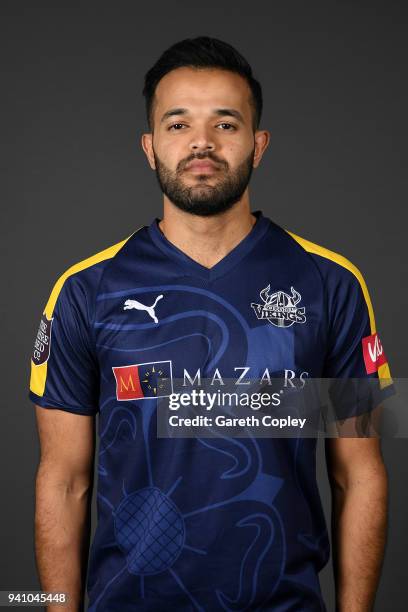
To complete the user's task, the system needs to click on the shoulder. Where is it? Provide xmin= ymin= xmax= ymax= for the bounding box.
xmin=42 ymin=230 xmax=140 ymax=318
xmin=283 ymin=228 xmax=376 ymax=332
xmin=284 ymin=228 xmax=368 ymax=288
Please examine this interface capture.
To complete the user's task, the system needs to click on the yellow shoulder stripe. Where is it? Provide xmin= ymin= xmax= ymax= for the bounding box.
xmin=42 ymin=232 xmax=137 ymax=319
xmin=285 ymin=230 xmax=376 ymax=334
xmin=30 ymin=229 xmax=141 ymax=398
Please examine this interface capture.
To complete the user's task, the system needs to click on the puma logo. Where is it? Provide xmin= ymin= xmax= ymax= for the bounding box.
xmin=123 ymin=294 xmax=164 ymax=324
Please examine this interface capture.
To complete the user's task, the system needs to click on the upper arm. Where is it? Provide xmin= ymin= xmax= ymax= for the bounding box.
xmin=29 ymin=271 xmax=99 ymax=416
xmin=35 ymin=405 xmax=95 ymax=489
xmin=322 ymin=262 xmax=394 ymax=421
xmin=325 ymin=435 xmax=386 ymax=491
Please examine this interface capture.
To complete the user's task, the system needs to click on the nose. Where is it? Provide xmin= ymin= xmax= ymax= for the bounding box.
xmin=189 ymin=125 xmax=215 ymax=153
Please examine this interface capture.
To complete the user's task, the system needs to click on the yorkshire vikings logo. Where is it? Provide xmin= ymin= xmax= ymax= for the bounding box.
xmin=251 ymin=285 xmax=307 ymax=328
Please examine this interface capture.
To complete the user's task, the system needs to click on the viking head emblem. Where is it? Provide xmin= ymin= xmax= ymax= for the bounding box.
xmin=252 ymin=284 xmax=306 ymax=328
xmin=260 ymin=285 xmax=301 ymax=307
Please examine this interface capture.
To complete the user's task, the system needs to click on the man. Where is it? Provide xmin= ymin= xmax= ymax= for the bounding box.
xmin=29 ymin=37 xmax=393 ymax=611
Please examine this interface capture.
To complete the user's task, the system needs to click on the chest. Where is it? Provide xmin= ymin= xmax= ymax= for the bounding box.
xmin=93 ymin=276 xmax=327 ymax=403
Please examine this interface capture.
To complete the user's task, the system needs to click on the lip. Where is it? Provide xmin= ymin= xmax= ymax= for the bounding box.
xmin=185 ymin=160 xmax=218 ymax=172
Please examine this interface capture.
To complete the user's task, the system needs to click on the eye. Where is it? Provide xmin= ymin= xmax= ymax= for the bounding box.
xmin=168 ymin=123 xmax=187 ymax=130
xmin=217 ymin=123 xmax=236 ymax=130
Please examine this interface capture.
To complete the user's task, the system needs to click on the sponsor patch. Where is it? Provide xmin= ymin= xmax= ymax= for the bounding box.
xmin=32 ymin=314 xmax=54 ymax=365
xmin=112 ymin=360 xmax=173 ymax=400
xmin=362 ymin=333 xmax=388 ymax=374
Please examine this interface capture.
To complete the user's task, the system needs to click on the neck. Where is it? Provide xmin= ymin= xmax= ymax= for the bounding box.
xmin=158 ymin=195 xmax=256 ymax=269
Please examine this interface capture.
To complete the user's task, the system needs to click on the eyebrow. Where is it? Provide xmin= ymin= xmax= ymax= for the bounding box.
xmin=160 ymin=108 xmax=189 ymax=122
xmin=160 ymin=107 xmax=245 ymax=124
xmin=214 ymin=108 xmax=244 ymax=123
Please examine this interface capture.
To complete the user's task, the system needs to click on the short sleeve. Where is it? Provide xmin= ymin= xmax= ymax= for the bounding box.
xmin=29 ymin=272 xmax=99 ymax=416
xmin=322 ymin=266 xmax=394 ymax=420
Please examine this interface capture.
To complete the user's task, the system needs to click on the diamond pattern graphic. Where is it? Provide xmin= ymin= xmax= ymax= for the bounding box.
xmin=114 ymin=487 xmax=185 ymax=575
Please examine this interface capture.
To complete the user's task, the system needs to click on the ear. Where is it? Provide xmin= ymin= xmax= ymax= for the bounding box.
xmin=141 ymin=133 xmax=156 ymax=169
xmin=253 ymin=130 xmax=270 ymax=168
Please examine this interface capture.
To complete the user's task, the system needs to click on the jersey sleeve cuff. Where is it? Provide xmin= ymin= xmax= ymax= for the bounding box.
xmin=28 ymin=391 xmax=98 ymax=416
xmin=329 ymin=380 xmax=396 ymax=422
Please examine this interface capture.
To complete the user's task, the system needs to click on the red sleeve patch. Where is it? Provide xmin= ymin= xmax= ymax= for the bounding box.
xmin=362 ymin=333 xmax=388 ymax=374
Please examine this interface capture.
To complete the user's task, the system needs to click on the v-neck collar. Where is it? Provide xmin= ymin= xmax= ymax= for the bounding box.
xmin=148 ymin=209 xmax=270 ymax=282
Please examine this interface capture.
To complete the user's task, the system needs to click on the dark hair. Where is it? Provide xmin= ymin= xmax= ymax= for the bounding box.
xmin=142 ymin=36 xmax=263 ymax=131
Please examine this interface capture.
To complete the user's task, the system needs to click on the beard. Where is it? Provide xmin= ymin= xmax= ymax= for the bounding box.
xmin=152 ymin=147 xmax=255 ymax=217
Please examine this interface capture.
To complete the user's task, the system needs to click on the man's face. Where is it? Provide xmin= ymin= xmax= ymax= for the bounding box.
xmin=142 ymin=67 xmax=268 ymax=217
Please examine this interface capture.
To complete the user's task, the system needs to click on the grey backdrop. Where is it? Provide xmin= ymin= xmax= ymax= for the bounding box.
xmin=1 ymin=1 xmax=407 ymax=610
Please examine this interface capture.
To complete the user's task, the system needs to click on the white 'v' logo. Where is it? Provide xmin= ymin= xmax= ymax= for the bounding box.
xmin=368 ymin=335 xmax=383 ymax=362
xmin=123 ymin=295 xmax=164 ymax=324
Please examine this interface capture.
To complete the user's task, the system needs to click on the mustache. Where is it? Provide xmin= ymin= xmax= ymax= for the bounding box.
xmin=177 ymin=152 xmax=228 ymax=172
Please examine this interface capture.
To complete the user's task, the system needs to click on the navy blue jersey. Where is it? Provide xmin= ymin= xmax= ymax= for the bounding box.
xmin=29 ymin=211 xmax=392 ymax=611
